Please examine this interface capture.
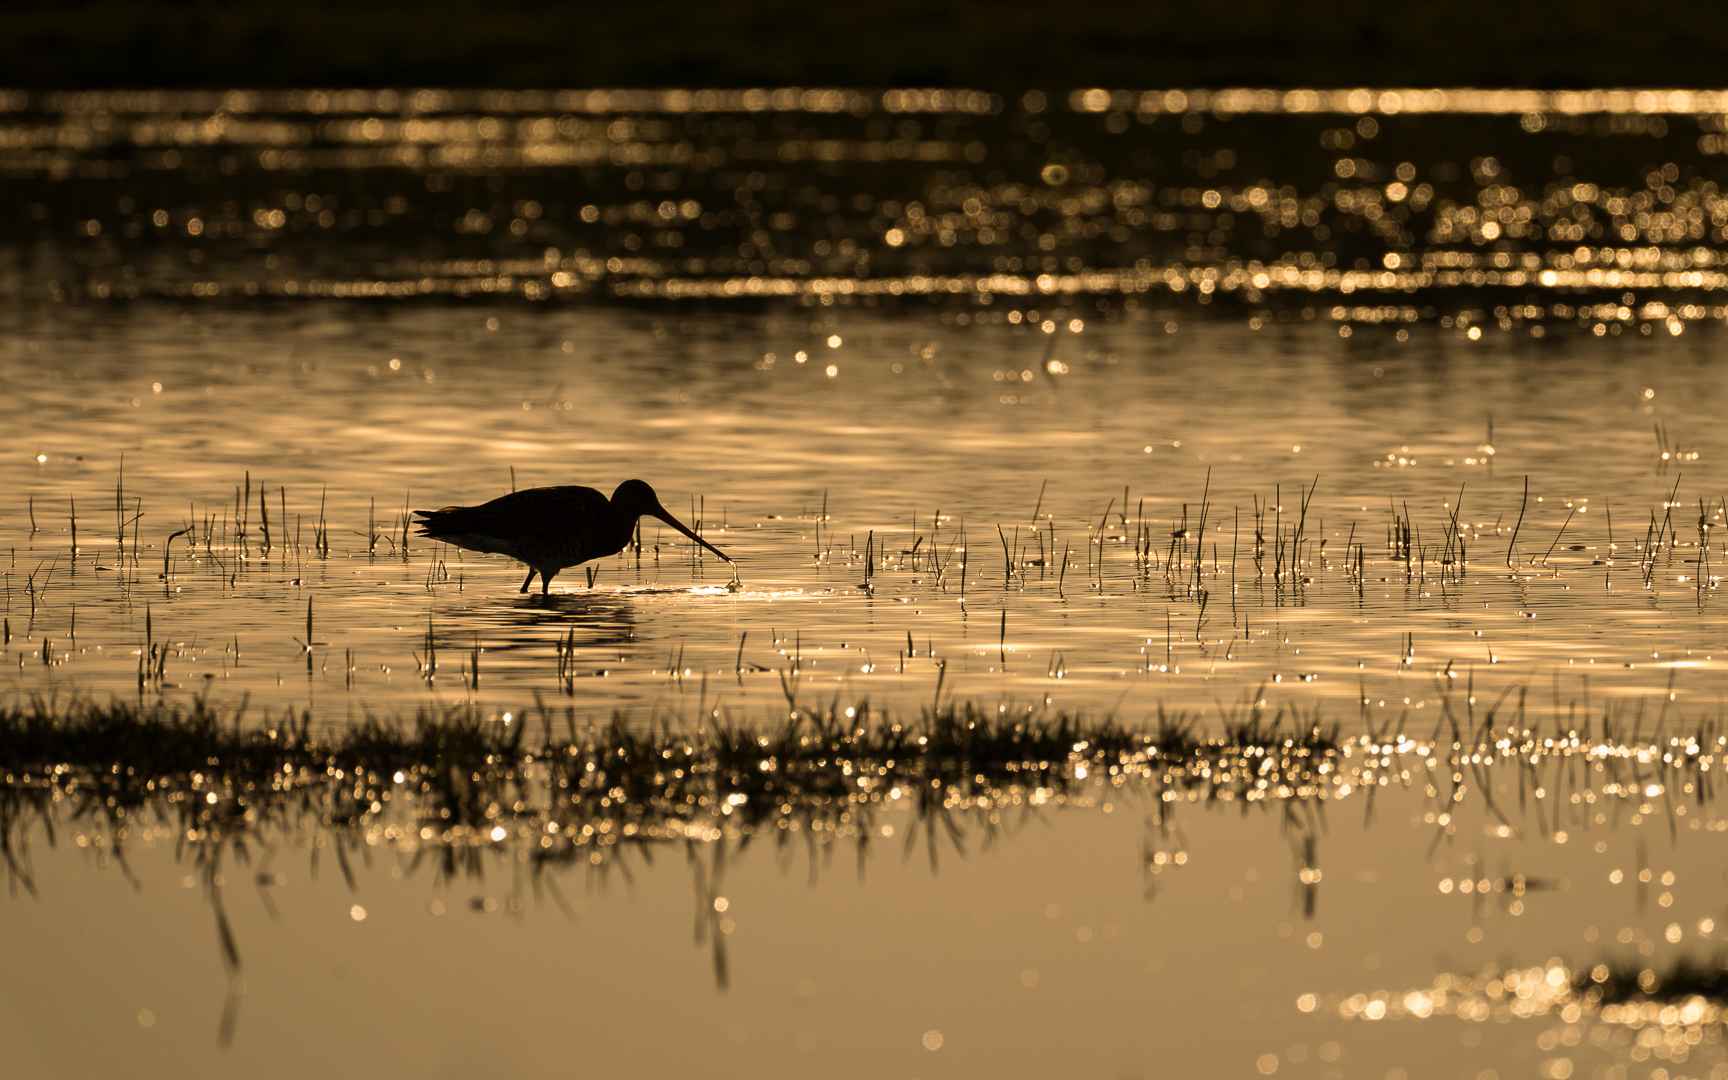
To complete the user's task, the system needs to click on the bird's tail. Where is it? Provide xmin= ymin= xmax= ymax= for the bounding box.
xmin=411 ymin=507 xmax=457 ymax=539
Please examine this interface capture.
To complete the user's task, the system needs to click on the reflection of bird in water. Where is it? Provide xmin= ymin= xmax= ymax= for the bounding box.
xmin=428 ymin=590 xmax=638 ymax=656
xmin=414 ymin=479 xmax=731 ymax=595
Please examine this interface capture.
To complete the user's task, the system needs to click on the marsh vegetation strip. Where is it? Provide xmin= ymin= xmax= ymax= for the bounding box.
xmin=9 ymin=692 xmax=1727 ymax=880
xmin=6 ymin=307 xmax=1728 ymax=719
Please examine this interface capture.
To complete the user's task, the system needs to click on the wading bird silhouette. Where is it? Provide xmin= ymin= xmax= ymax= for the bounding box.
xmin=414 ymin=479 xmax=731 ymax=595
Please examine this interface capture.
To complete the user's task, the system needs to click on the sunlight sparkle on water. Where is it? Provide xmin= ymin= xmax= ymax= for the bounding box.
xmin=10 ymin=86 xmax=1728 ymax=328
xmin=11 ymin=82 xmax=1728 ymax=1079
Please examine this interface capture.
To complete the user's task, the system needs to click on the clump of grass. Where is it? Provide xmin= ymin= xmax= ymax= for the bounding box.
xmin=1337 ymin=956 xmax=1728 ymax=1027
xmin=1582 ymin=956 xmax=1728 ymax=1005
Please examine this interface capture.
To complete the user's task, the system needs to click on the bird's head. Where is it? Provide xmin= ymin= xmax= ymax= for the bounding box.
xmin=610 ymin=479 xmax=733 ymax=563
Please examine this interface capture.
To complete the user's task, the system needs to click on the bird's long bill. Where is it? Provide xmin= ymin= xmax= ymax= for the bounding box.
xmin=652 ymin=506 xmax=734 ymax=563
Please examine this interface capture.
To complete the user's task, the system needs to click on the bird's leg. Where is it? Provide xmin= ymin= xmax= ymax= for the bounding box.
xmin=541 ymin=570 xmax=556 ymax=596
xmin=519 ymin=568 xmax=537 ymax=593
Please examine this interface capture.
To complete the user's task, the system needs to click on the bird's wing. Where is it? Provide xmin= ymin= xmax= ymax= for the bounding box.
xmin=414 ymin=485 xmax=615 ymax=566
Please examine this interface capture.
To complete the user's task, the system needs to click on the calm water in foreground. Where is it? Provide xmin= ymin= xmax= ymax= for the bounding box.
xmin=9 ymin=85 xmax=1728 ymax=1078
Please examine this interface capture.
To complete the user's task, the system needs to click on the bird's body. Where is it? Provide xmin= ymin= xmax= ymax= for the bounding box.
xmin=413 ymin=479 xmax=730 ymax=595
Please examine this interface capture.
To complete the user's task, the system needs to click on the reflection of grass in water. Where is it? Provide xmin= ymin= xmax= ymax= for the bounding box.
xmin=0 ymin=695 xmax=1342 ymax=876
xmin=5 ymin=691 xmax=1728 ymax=1035
xmin=3 ymin=690 xmax=1726 ymax=888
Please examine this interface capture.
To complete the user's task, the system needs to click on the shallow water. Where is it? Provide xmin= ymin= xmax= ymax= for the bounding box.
xmin=6 ymin=303 xmax=1728 ymax=725
xmin=10 ymin=86 xmax=1728 ymax=1079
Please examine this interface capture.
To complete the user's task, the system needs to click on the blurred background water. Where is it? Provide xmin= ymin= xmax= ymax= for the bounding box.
xmin=8 ymin=85 xmax=1728 ymax=323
